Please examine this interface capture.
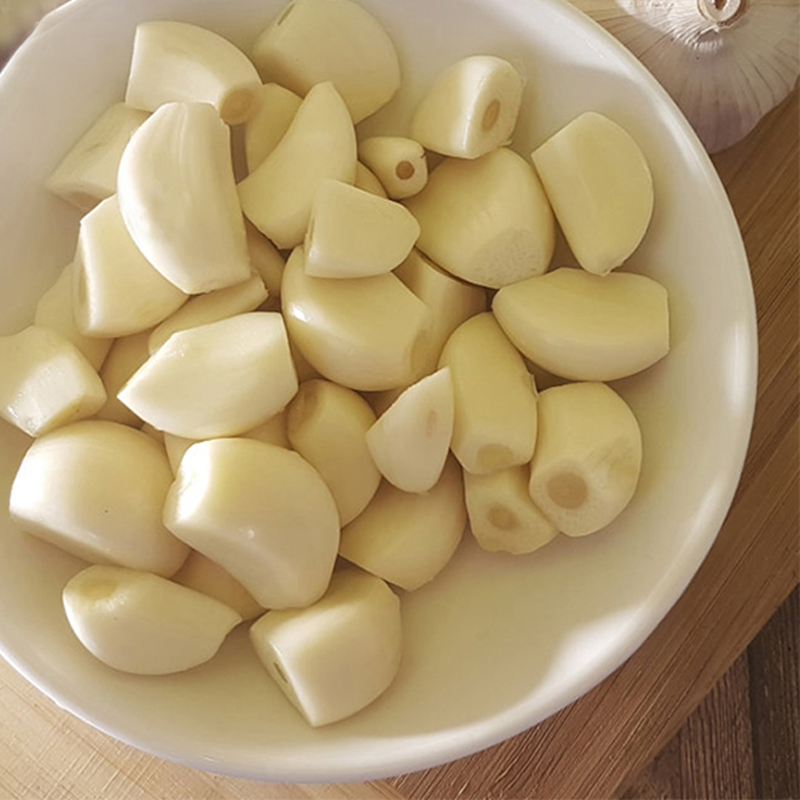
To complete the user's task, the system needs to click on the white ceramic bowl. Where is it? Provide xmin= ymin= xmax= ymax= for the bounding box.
xmin=0 ymin=0 xmax=756 ymax=783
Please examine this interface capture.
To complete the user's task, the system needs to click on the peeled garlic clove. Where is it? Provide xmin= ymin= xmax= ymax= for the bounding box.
xmin=339 ymin=456 xmax=465 ymax=591
xmin=304 ymin=180 xmax=420 ymax=279
xmin=250 ymin=0 xmax=401 ymax=124
xmin=492 ymin=267 xmax=670 ymax=381
xmin=172 ymin=550 xmax=264 ymax=621
xmin=286 ymin=379 xmax=380 ymax=525
xmin=532 ymin=112 xmax=653 ymax=275
xmin=366 ymin=368 xmax=454 ymax=493
xmin=46 ymin=103 xmax=149 ymax=212
xmin=528 ymin=382 xmax=642 ymax=536
xmin=355 ymin=161 xmax=387 ymax=198
xmin=35 ymin=264 xmax=112 ymax=371
xmin=244 ymin=83 xmax=302 ymax=173
xmin=118 ymin=102 xmax=251 ymax=294
xmin=439 ymin=313 xmax=537 ymax=475
xmin=411 ymin=55 xmax=523 ymax=159
xmin=243 ymin=409 xmax=290 ymax=448
xmin=246 ymin=222 xmax=285 ymax=303
xmin=63 ymin=565 xmax=240 ymax=674
xmin=163 ymin=432 xmax=196 ymax=475
xmin=119 ymin=313 xmax=298 ymax=439
xmin=250 ymin=568 xmax=401 ymax=727
xmin=238 ymin=82 xmax=357 ymax=249
xmin=358 ymin=137 xmax=428 ymax=200
xmin=465 ymin=465 xmax=559 ymax=554
xmin=164 ymin=438 xmax=339 ymax=609
xmin=10 ymin=420 xmax=189 ymax=574
xmin=125 ymin=21 xmax=262 ymax=125
xmin=94 ymin=329 xmax=152 ymax=427
xmin=282 ymin=247 xmax=432 ymax=391
xmin=405 ymin=148 xmax=554 ymax=288
xmin=0 ymin=327 xmax=106 ymax=437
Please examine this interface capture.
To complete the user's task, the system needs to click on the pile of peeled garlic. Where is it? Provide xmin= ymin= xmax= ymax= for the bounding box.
xmin=1 ymin=0 xmax=670 ymax=728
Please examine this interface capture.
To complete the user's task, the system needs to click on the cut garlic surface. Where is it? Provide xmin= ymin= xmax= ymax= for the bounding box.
xmin=244 ymin=83 xmax=302 ymax=173
xmin=355 ymin=161 xmax=388 ymax=198
xmin=358 ymin=137 xmax=428 ymax=200
xmin=94 ymin=329 xmax=151 ymax=427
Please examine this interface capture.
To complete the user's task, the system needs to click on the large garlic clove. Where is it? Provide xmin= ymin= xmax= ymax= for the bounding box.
xmin=528 ymin=382 xmax=642 ymax=536
xmin=246 ymin=222 xmax=285 ymax=305
xmin=287 ymin=379 xmax=380 ymax=525
xmin=355 ymin=161 xmax=387 ymax=198
xmin=304 ymin=180 xmax=420 ymax=279
xmin=63 ymin=565 xmax=241 ymax=675
xmin=238 ymin=82 xmax=357 ymax=249
xmin=118 ymin=102 xmax=251 ymax=295
xmin=464 ymin=465 xmax=559 ymax=554
xmin=164 ymin=438 xmax=339 ymax=609
xmin=339 ymin=456 xmax=465 ymax=592
xmin=10 ymin=420 xmax=189 ymax=575
xmin=119 ymin=313 xmax=298 ymax=440
xmin=0 ymin=327 xmax=106 ymax=437
xmin=172 ymin=550 xmax=265 ymax=622
xmin=125 ymin=21 xmax=262 ymax=125
xmin=94 ymin=329 xmax=152 ymax=427
xmin=46 ymin=103 xmax=149 ymax=212
xmin=532 ymin=112 xmax=653 ymax=276
xmin=244 ymin=83 xmax=302 ymax=173
xmin=250 ymin=0 xmax=401 ymax=124
xmin=249 ymin=568 xmax=401 ymax=727
xmin=366 ymin=368 xmax=454 ymax=494
xmin=405 ymin=148 xmax=555 ymax=288
xmin=492 ymin=267 xmax=670 ymax=381
xmin=439 ymin=313 xmax=537 ymax=475
xmin=411 ymin=56 xmax=524 ymax=160
xmin=281 ymin=247 xmax=432 ymax=391
xmin=35 ymin=264 xmax=112 ymax=371
xmin=358 ymin=137 xmax=428 ymax=200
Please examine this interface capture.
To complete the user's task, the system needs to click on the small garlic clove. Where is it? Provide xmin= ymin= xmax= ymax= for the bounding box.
xmin=354 ymin=161 xmax=388 ymax=198
xmin=358 ymin=136 xmax=428 ymax=200
xmin=94 ymin=329 xmax=152 ymax=427
xmin=244 ymin=83 xmax=302 ymax=173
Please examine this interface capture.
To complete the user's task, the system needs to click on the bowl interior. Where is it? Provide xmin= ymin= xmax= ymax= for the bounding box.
xmin=0 ymin=0 xmax=756 ymax=782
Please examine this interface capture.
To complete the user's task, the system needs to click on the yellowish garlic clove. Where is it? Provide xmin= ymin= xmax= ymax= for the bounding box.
xmin=243 ymin=408 xmax=290 ymax=448
xmin=355 ymin=161 xmax=388 ymax=198
xmin=288 ymin=335 xmax=321 ymax=382
xmin=94 ymin=329 xmax=152 ymax=427
xmin=358 ymin=136 xmax=428 ymax=200
xmin=163 ymin=432 xmax=196 ymax=475
xmin=140 ymin=422 xmax=164 ymax=443
xmin=244 ymin=83 xmax=302 ymax=173
xmin=246 ymin=222 xmax=285 ymax=304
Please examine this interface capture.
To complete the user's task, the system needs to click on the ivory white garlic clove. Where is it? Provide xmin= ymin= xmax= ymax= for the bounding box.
xmin=94 ymin=329 xmax=152 ymax=427
xmin=405 ymin=148 xmax=555 ymax=288
xmin=492 ymin=267 xmax=670 ymax=381
xmin=438 ymin=313 xmax=537 ymax=475
xmin=117 ymin=102 xmax=251 ymax=294
xmin=532 ymin=112 xmax=653 ymax=276
xmin=250 ymin=0 xmax=401 ymax=124
xmin=287 ymin=379 xmax=380 ymax=525
xmin=63 ymin=565 xmax=241 ymax=674
xmin=125 ymin=21 xmax=262 ymax=125
xmin=238 ymin=82 xmax=357 ymax=249
xmin=304 ymin=180 xmax=420 ymax=279
xmin=244 ymin=83 xmax=302 ymax=173
xmin=355 ymin=162 xmax=388 ymax=198
xmin=358 ymin=137 xmax=428 ymax=200
xmin=246 ymin=222 xmax=285 ymax=304
xmin=164 ymin=438 xmax=340 ymax=609
xmin=119 ymin=313 xmax=298 ymax=440
xmin=10 ymin=420 xmax=189 ymax=575
xmin=528 ymin=382 xmax=642 ymax=536
xmin=249 ymin=568 xmax=401 ymax=727
xmin=243 ymin=409 xmax=290 ymax=449
xmin=411 ymin=55 xmax=524 ymax=159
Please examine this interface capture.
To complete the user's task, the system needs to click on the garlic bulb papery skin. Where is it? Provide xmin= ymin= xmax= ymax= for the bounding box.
xmin=570 ymin=0 xmax=799 ymax=153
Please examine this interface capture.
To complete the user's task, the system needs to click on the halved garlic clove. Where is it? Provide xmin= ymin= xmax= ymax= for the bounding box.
xmin=405 ymin=148 xmax=554 ymax=288
xmin=164 ymin=438 xmax=340 ymax=609
xmin=250 ymin=0 xmax=401 ymax=124
xmin=286 ymin=379 xmax=380 ymax=525
xmin=411 ymin=55 xmax=524 ymax=160
xmin=244 ymin=83 xmax=302 ymax=173
xmin=0 ymin=327 xmax=106 ymax=437
xmin=246 ymin=222 xmax=285 ymax=304
xmin=163 ymin=432 xmax=196 ymax=475
xmin=528 ymin=382 xmax=642 ymax=536
xmin=238 ymin=82 xmax=357 ymax=249
xmin=365 ymin=368 xmax=454 ymax=493
xmin=94 ymin=329 xmax=152 ymax=427
xmin=281 ymin=247 xmax=432 ymax=391
xmin=358 ymin=136 xmax=428 ymax=200
xmin=492 ymin=267 xmax=670 ymax=381
xmin=63 ymin=565 xmax=241 ymax=674
xmin=125 ymin=21 xmax=262 ymax=125
xmin=304 ymin=180 xmax=420 ymax=278
xmin=243 ymin=409 xmax=290 ymax=449
xmin=119 ymin=313 xmax=298 ymax=440
xmin=118 ymin=101 xmax=251 ymax=294
xmin=464 ymin=464 xmax=559 ymax=554
xmin=439 ymin=313 xmax=537 ymax=475
xmin=249 ymin=568 xmax=401 ymax=727
xmin=46 ymin=103 xmax=149 ymax=212
xmin=532 ymin=112 xmax=653 ymax=275
xmin=10 ymin=420 xmax=189 ymax=575
xmin=339 ymin=456 xmax=465 ymax=591
xmin=355 ymin=161 xmax=387 ymax=198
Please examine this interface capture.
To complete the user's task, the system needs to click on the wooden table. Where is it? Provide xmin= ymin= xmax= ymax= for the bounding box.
xmin=0 ymin=85 xmax=796 ymax=800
